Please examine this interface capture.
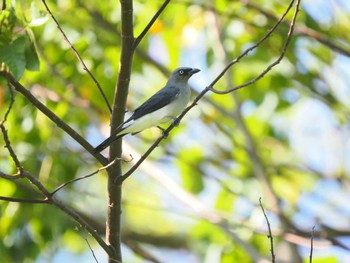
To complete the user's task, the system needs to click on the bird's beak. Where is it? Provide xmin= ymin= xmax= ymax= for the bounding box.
xmin=190 ymin=68 xmax=200 ymax=75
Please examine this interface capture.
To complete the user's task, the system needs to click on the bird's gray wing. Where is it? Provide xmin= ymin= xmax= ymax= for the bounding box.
xmin=94 ymin=86 xmax=180 ymax=153
xmin=128 ymin=86 xmax=180 ymax=121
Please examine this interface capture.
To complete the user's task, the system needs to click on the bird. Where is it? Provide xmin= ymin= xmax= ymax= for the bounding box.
xmin=94 ymin=67 xmax=200 ymax=153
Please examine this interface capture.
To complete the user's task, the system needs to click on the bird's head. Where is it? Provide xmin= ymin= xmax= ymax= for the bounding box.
xmin=169 ymin=67 xmax=200 ymax=82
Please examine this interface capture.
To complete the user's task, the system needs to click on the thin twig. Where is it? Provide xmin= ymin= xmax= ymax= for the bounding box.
xmin=51 ymin=159 xmax=117 ymax=195
xmin=85 ymin=236 xmax=99 ymax=263
xmin=209 ymin=4 xmax=281 ymax=211
xmin=41 ymin=0 xmax=112 ymax=113
xmin=310 ymin=226 xmax=315 ymax=263
xmin=17 ymin=169 xmax=114 ymax=255
xmin=117 ymin=0 xmax=300 ymax=183
xmin=133 ymin=0 xmax=171 ymax=49
xmin=0 ymin=115 xmax=113 ymax=257
xmin=0 ymin=171 xmax=24 ymax=179
xmin=0 ymin=195 xmax=48 ymax=204
xmin=1 ymin=81 xmax=14 ymax=123
xmin=241 ymin=0 xmax=350 ymax=58
xmin=0 ymin=124 xmax=23 ymax=172
xmin=0 ymin=71 xmax=108 ymax=165
xmin=0 ymin=83 xmax=24 ymax=173
xmin=77 ymin=2 xmax=171 ymax=77
xmin=209 ymin=0 xmax=299 ymax=94
xmin=259 ymin=198 xmax=275 ymax=263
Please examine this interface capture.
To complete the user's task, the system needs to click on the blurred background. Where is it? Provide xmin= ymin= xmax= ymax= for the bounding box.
xmin=1 ymin=0 xmax=350 ymax=262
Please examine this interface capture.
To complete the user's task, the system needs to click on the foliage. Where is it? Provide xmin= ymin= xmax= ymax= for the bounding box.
xmin=1 ymin=0 xmax=350 ymax=262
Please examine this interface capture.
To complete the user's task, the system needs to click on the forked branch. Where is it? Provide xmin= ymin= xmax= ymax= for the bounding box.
xmin=117 ymin=0 xmax=300 ymax=183
xmin=41 ymin=0 xmax=112 ymax=113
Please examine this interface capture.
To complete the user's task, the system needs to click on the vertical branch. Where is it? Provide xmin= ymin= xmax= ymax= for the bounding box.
xmin=41 ymin=0 xmax=112 ymax=113
xmin=106 ymin=0 xmax=134 ymax=262
xmin=208 ymin=6 xmax=281 ymax=211
xmin=309 ymin=226 xmax=315 ymax=263
xmin=259 ymin=198 xmax=275 ymax=263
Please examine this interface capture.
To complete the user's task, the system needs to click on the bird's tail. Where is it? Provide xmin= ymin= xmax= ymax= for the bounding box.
xmin=93 ymin=132 xmax=125 ymax=153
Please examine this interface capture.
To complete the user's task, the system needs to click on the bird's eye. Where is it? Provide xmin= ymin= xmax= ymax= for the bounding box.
xmin=179 ymin=70 xmax=184 ymax=75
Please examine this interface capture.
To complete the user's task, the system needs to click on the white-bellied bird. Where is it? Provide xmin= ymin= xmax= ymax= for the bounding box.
xmin=94 ymin=67 xmax=200 ymax=153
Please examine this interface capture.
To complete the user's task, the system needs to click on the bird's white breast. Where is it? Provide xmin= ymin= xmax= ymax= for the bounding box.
xmin=120 ymin=84 xmax=190 ymax=135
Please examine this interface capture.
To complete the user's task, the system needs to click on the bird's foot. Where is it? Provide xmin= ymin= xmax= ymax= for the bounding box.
xmin=157 ymin=126 xmax=169 ymax=138
xmin=165 ymin=116 xmax=180 ymax=126
xmin=157 ymin=126 xmax=165 ymax=132
xmin=131 ymin=131 xmax=141 ymax=135
xmin=163 ymin=130 xmax=169 ymax=138
xmin=172 ymin=118 xmax=180 ymax=126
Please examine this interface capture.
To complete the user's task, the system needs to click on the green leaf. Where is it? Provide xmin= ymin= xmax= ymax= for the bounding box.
xmin=0 ymin=36 xmax=27 ymax=79
xmin=24 ymin=39 xmax=40 ymax=71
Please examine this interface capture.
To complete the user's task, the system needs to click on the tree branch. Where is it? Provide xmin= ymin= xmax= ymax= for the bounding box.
xmin=208 ymin=6 xmax=281 ymax=211
xmin=259 ymin=198 xmax=275 ymax=262
xmin=0 ymin=195 xmax=47 ymax=204
xmin=41 ymin=0 xmax=112 ymax=113
xmin=0 ymin=137 xmax=112 ymax=256
xmin=0 ymin=171 xmax=23 ymax=179
xmin=0 ymin=82 xmax=24 ymax=174
xmin=117 ymin=0 xmax=300 ymax=182
xmin=132 ymin=0 xmax=171 ymax=49
xmin=51 ymin=159 xmax=117 ymax=195
xmin=242 ymin=0 xmax=350 ymax=58
xmin=1 ymin=79 xmax=14 ymax=123
xmin=0 ymin=71 xmax=113 ymax=256
xmin=84 ymin=236 xmax=99 ymax=263
xmin=209 ymin=0 xmax=299 ymax=94
xmin=310 ymin=226 xmax=315 ymax=263
xmin=77 ymin=2 xmax=171 ymax=77
xmin=0 ymin=123 xmax=23 ymax=171
xmin=20 ymin=169 xmax=114 ymax=255
xmin=105 ymin=0 xmax=135 ymax=261
xmin=0 ymin=71 xmax=108 ymax=165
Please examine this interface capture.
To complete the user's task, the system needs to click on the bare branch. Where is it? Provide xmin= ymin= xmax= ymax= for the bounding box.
xmin=76 ymin=2 xmax=171 ymax=77
xmin=106 ymin=0 xmax=135 ymax=260
xmin=84 ymin=236 xmax=99 ymax=263
xmin=51 ymin=159 xmax=118 ymax=195
xmin=15 ymin=169 xmax=114 ymax=255
xmin=133 ymin=0 xmax=171 ymax=49
xmin=0 ymin=195 xmax=48 ymax=204
xmin=209 ymin=0 xmax=300 ymax=94
xmin=0 ymin=110 xmax=112 ymax=258
xmin=310 ymin=226 xmax=315 ymax=263
xmin=208 ymin=5 xmax=281 ymax=211
xmin=117 ymin=0 xmax=300 ymax=182
xmin=242 ymin=0 xmax=350 ymax=58
xmin=259 ymin=198 xmax=275 ymax=262
xmin=0 ymin=171 xmax=23 ymax=179
xmin=0 ymin=83 xmax=24 ymax=173
xmin=1 ymin=80 xmax=14 ymax=123
xmin=0 ymin=71 xmax=108 ymax=165
xmin=0 ymin=124 xmax=23 ymax=171
xmin=41 ymin=0 xmax=112 ymax=113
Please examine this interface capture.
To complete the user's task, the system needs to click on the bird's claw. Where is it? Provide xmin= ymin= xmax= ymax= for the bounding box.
xmin=157 ymin=126 xmax=165 ymax=132
xmin=173 ymin=118 xmax=180 ymax=126
xmin=162 ymin=130 xmax=169 ymax=138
